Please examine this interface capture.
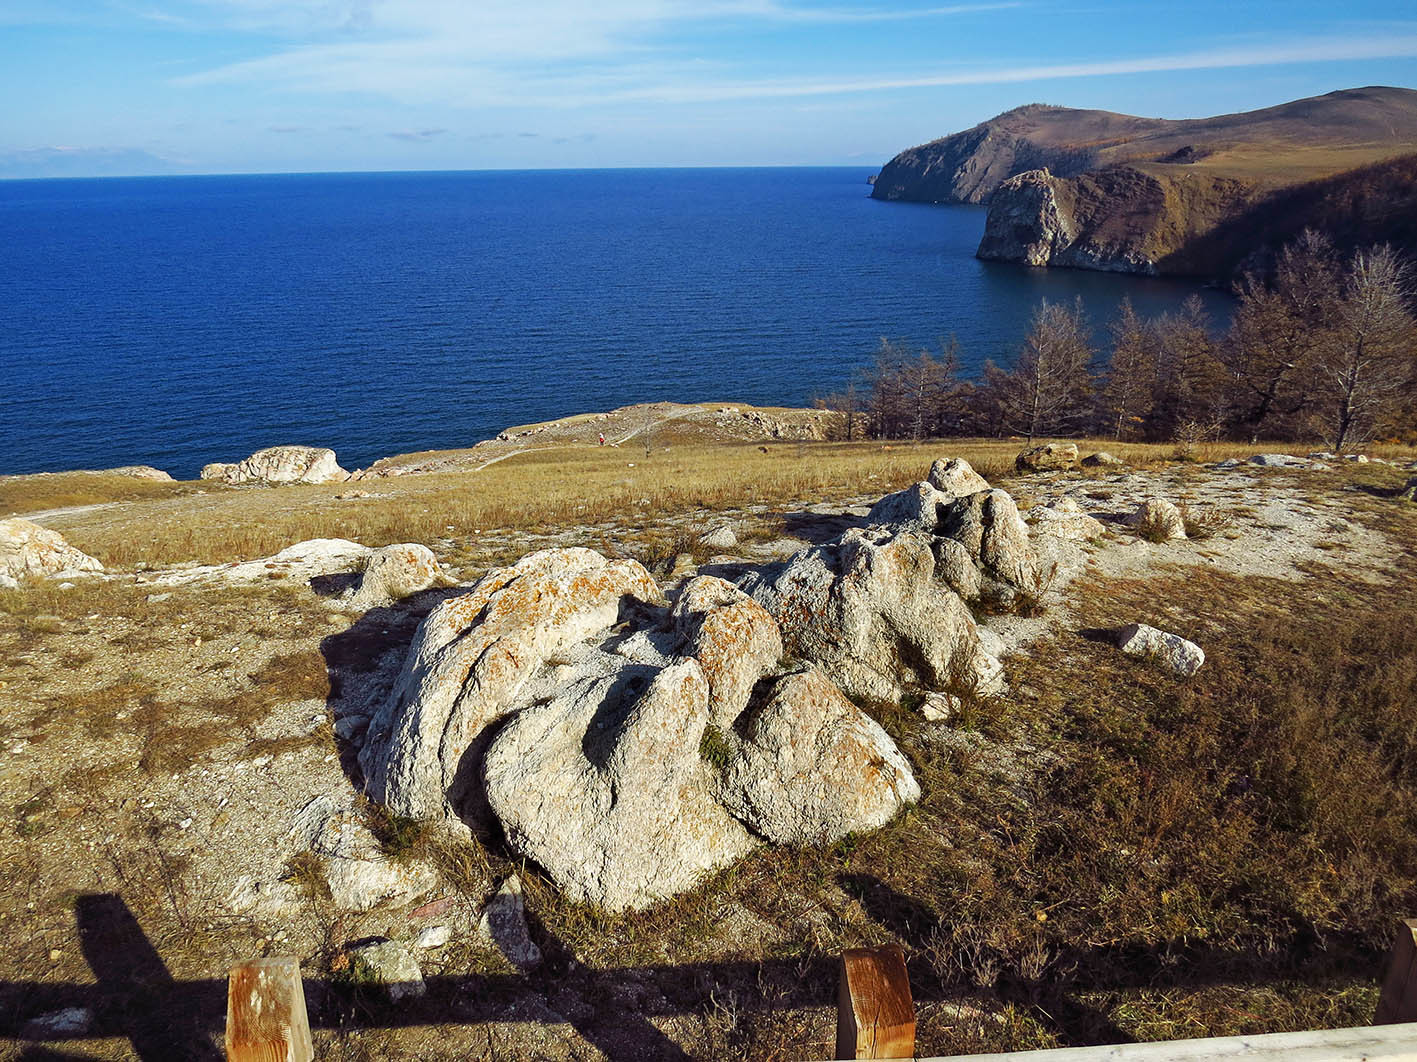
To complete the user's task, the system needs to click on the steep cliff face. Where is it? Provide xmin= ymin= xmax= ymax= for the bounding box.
xmin=977 ymin=166 xmax=1259 ymax=277
xmin=876 ymin=87 xmax=1417 ymax=278
xmin=870 ymin=104 xmax=1150 ymax=204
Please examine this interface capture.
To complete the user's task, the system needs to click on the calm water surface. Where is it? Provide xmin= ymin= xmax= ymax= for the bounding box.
xmin=0 ymin=168 xmax=1232 ymax=478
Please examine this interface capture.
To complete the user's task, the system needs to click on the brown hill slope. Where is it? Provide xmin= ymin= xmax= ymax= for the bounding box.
xmin=871 ymin=86 xmax=1417 ymax=205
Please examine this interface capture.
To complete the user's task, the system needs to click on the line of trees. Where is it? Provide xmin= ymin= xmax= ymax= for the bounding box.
xmin=819 ymin=233 xmax=1417 ymax=452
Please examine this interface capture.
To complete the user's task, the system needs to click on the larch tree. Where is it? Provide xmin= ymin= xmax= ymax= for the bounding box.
xmin=1315 ymin=245 xmax=1417 ymax=452
xmin=1151 ymin=295 xmax=1226 ymax=442
xmin=1223 ymin=231 xmax=1339 ymax=441
xmin=998 ymin=298 xmax=1096 ymax=440
xmin=1100 ymin=297 xmax=1157 ymax=440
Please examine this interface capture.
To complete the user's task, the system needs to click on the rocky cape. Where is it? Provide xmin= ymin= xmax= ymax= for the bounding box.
xmin=872 ymin=87 xmax=1417 ymax=279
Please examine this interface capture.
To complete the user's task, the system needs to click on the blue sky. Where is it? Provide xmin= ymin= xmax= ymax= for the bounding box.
xmin=3 ymin=1 xmax=1417 ymax=176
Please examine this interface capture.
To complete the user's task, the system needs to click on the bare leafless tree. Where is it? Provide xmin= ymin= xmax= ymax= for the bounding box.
xmin=1223 ymin=231 xmax=1339 ymax=441
xmin=996 ymin=298 xmax=1095 ymax=440
xmin=1100 ymin=297 xmax=1157 ymax=440
xmin=1315 ymin=245 xmax=1417 ymax=452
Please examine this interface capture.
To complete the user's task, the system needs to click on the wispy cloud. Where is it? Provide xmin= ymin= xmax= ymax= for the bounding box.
xmin=387 ymin=128 xmax=447 ymax=141
xmin=174 ymin=21 xmax=1417 ymax=110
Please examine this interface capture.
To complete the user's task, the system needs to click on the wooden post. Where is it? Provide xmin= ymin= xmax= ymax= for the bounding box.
xmin=1375 ymin=918 xmax=1417 ymax=1024
xmin=836 ymin=945 xmax=915 ymax=1060
xmin=226 ymin=956 xmax=314 ymax=1062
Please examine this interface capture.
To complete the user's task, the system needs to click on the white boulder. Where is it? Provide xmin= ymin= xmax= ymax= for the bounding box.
xmin=719 ymin=667 xmax=919 ymax=845
xmin=201 ymin=445 xmax=349 ymax=486
xmin=340 ymin=543 xmax=452 ymax=611
xmin=360 ymin=547 xmax=663 ymax=819
xmin=1116 ymin=623 xmax=1205 ymax=677
xmin=1027 ymin=497 xmax=1105 ymax=542
xmin=0 ymin=518 xmax=103 ymax=582
xmin=1127 ymin=499 xmax=1187 ymax=541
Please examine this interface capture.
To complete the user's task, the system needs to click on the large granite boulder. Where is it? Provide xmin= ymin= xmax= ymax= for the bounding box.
xmin=719 ymin=667 xmax=920 ymax=845
xmin=739 ymin=528 xmax=1002 ymax=702
xmin=0 ymin=519 xmax=103 ymax=583
xmin=483 ymin=660 xmax=755 ymax=911
xmin=356 ymin=546 xmax=926 ymax=910
xmin=359 ymin=548 xmax=663 ymax=819
xmin=201 ymin=445 xmax=350 ymax=486
xmin=1015 ymin=442 xmax=1079 ymax=473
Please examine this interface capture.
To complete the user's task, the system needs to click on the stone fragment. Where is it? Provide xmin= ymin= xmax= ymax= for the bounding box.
xmin=1116 ymin=623 xmax=1205 ymax=677
xmin=1027 ymin=497 xmax=1105 ymax=542
xmin=201 ymin=445 xmax=349 ymax=485
xmin=700 ymin=524 xmax=738 ymax=549
xmin=349 ymin=939 xmax=425 ymax=1002
xmin=23 ymin=1007 xmax=93 ymax=1038
xmin=1248 ymin=453 xmax=1309 ymax=468
xmin=919 ymin=692 xmax=962 ymax=723
xmin=1015 ymin=442 xmax=1079 ymax=472
xmin=413 ymin=924 xmax=452 ymax=949
xmin=1127 ymin=499 xmax=1187 ymax=541
xmin=476 ymin=876 xmax=542 ymax=970
xmin=0 ymin=519 xmax=103 ymax=582
xmin=288 ymin=795 xmax=438 ymax=911
xmin=719 ymin=667 xmax=920 ymax=845
xmin=1081 ymin=451 xmax=1123 ymax=467
xmin=868 ymin=481 xmax=946 ymax=534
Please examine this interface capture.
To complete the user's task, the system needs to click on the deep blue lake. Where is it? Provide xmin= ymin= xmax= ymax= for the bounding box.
xmin=0 ymin=168 xmax=1232 ymax=479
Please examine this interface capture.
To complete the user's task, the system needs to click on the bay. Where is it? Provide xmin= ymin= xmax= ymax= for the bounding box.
xmin=0 ymin=168 xmax=1231 ymax=478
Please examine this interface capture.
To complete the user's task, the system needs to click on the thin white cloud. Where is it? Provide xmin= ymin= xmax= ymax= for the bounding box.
xmin=175 ymin=26 xmax=1417 ymax=109
xmin=606 ymin=33 xmax=1417 ymax=103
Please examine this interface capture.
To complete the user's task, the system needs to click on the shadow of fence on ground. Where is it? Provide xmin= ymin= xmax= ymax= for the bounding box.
xmin=0 ymin=889 xmax=1386 ymax=1060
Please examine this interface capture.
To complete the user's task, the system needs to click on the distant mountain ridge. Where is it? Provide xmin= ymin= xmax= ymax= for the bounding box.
xmin=871 ymin=87 xmax=1417 ymax=280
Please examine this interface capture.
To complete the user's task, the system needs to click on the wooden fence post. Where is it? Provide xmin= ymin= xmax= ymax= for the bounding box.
xmin=226 ymin=956 xmax=314 ymax=1062
xmin=836 ymin=945 xmax=915 ymax=1060
xmin=1376 ymin=918 xmax=1417 ymax=1025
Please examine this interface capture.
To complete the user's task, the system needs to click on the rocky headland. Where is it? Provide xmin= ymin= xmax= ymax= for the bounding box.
xmin=873 ymin=86 xmax=1417 ymax=280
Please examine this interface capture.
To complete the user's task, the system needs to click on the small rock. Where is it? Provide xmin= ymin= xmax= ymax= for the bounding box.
xmin=413 ymin=924 xmax=452 ymax=949
xmin=477 ymin=876 xmax=543 ymax=970
xmin=1015 ymin=442 xmax=1079 ymax=473
xmin=1116 ymin=623 xmax=1204 ymax=677
xmin=24 ymin=1007 xmax=93 ymax=1037
xmin=1397 ymin=476 xmax=1417 ymax=502
xmin=1248 ymin=453 xmax=1309 ymax=468
xmin=1127 ymin=499 xmax=1186 ymax=541
xmin=1081 ymin=451 xmax=1123 ymax=467
xmin=333 ymin=714 xmax=369 ymax=741
xmin=920 ymin=692 xmax=961 ymax=723
xmin=146 ymin=592 xmax=173 ymax=603
xmin=1027 ymin=497 xmax=1104 ymax=541
xmin=349 ymin=939 xmax=426 ymax=1002
xmin=699 ymin=524 xmax=738 ymax=550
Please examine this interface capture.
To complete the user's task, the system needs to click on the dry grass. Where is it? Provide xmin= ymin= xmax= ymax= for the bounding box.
xmin=0 ymin=470 xmax=195 ymax=518
xmin=30 ymin=436 xmax=1411 ymax=570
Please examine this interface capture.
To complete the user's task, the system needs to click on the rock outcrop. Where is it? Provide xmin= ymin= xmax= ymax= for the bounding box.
xmin=866 ymin=458 xmax=1039 ymax=610
xmin=359 ymin=548 xmax=664 ymax=819
xmin=739 ymin=527 xmax=1002 ymax=702
xmin=201 ymin=446 xmax=349 ymax=486
xmin=358 ymin=538 xmax=930 ymax=910
xmin=0 ymin=518 xmax=103 ymax=583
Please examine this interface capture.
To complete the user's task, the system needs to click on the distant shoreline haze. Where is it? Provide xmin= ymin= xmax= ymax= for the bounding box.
xmin=0 ymin=168 xmax=1231 ymax=479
